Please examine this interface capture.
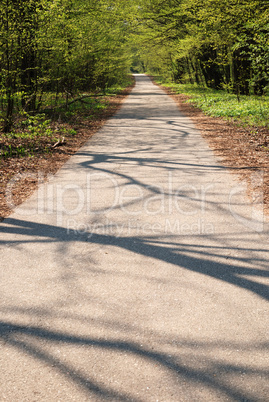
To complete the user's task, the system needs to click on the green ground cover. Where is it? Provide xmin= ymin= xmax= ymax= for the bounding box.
xmin=156 ymin=79 xmax=269 ymax=128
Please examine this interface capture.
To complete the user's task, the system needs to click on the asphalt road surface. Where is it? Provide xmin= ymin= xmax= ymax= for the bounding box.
xmin=0 ymin=75 xmax=268 ymax=401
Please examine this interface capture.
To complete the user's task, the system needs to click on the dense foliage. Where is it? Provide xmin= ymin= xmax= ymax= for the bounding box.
xmin=0 ymin=0 xmax=133 ymax=131
xmin=134 ymin=0 xmax=269 ymax=97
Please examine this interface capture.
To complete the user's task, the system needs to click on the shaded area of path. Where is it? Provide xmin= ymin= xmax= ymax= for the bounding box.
xmin=0 ymin=75 xmax=268 ymax=401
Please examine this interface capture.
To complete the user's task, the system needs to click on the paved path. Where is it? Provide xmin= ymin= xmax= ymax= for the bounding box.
xmin=0 ymin=75 xmax=268 ymax=401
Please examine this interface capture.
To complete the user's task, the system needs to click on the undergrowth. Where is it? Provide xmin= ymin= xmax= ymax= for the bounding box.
xmin=0 ymin=75 xmax=133 ymax=159
xmin=155 ymin=79 xmax=269 ymax=128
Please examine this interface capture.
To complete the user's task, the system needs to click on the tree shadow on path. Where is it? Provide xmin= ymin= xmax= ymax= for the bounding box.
xmin=1 ymin=217 xmax=269 ymax=302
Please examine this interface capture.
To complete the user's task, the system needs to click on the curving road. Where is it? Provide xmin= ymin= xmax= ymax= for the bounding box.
xmin=0 ymin=75 xmax=268 ymax=401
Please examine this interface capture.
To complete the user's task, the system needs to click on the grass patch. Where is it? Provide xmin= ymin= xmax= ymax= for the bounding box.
xmin=155 ymin=79 xmax=269 ymax=128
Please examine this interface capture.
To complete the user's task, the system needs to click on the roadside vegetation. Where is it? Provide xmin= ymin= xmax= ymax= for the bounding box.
xmin=154 ymin=80 xmax=269 ymax=128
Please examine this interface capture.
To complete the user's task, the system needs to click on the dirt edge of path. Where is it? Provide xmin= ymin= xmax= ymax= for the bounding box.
xmin=151 ymin=78 xmax=269 ymax=217
xmin=0 ymin=80 xmax=135 ymax=221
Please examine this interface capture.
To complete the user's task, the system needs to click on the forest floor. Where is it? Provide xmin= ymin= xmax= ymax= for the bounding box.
xmin=158 ymin=84 xmax=269 ymax=217
xmin=1 ymin=76 xmax=268 ymax=221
